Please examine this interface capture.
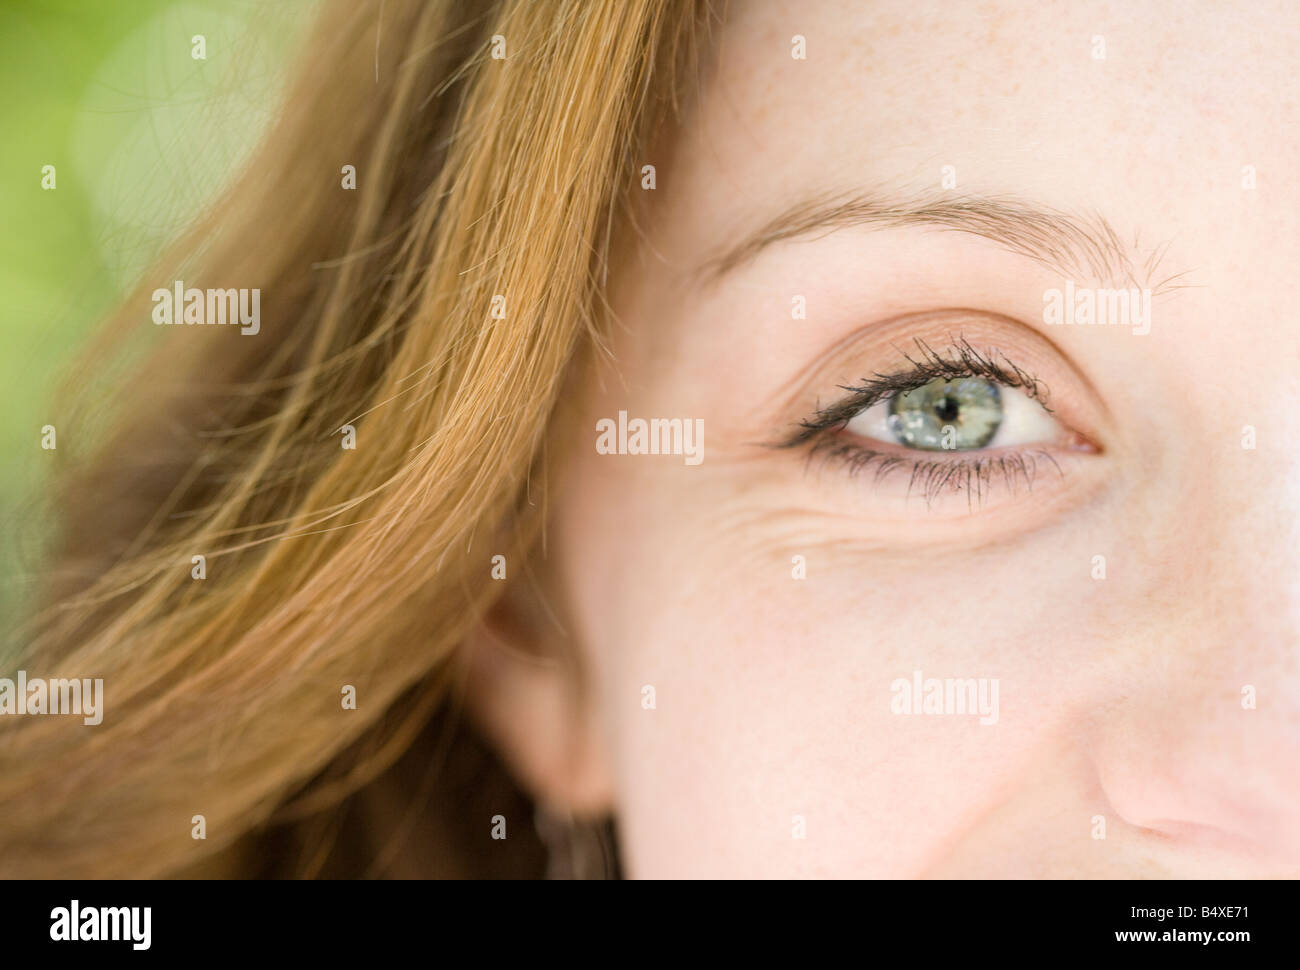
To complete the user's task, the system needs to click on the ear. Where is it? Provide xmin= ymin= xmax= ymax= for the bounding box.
xmin=460 ymin=574 xmax=614 ymax=818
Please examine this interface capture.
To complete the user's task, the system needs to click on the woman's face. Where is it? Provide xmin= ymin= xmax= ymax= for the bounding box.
xmin=545 ymin=0 xmax=1300 ymax=876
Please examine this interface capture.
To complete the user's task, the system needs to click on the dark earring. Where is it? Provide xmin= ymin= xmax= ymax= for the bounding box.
xmin=533 ymin=805 xmax=616 ymax=879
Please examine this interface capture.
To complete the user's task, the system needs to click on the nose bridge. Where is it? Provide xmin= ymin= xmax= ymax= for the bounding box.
xmin=1202 ymin=366 xmax=1300 ymax=648
xmin=1093 ymin=318 xmax=1300 ymax=854
xmin=1158 ymin=278 xmax=1300 ymax=642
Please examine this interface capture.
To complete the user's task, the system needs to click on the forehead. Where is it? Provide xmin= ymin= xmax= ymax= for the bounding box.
xmin=651 ymin=0 xmax=1298 ymax=270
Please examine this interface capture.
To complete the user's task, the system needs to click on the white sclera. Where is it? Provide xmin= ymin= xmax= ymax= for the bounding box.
xmin=843 ymin=383 xmax=1059 ymax=450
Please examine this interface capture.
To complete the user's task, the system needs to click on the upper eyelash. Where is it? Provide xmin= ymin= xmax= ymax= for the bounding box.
xmin=779 ymin=336 xmax=1051 ymax=448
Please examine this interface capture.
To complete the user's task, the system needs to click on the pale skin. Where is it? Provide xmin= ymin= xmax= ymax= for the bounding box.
xmin=466 ymin=0 xmax=1300 ymax=877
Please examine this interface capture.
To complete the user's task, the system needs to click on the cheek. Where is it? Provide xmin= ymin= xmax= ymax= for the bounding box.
xmin=551 ymin=440 xmax=1103 ymax=876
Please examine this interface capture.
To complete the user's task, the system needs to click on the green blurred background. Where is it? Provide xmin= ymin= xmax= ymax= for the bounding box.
xmin=1 ymin=0 xmax=317 ymax=628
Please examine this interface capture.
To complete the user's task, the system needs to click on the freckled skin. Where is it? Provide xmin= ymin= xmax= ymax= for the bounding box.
xmin=543 ymin=0 xmax=1300 ymax=877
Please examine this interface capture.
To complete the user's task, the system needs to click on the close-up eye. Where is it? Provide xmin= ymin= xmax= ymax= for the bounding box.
xmin=777 ymin=332 xmax=1107 ymax=511
xmin=845 ymin=376 xmax=1059 ymax=452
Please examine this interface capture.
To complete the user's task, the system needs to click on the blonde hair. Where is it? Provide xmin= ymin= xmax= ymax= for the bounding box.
xmin=2 ymin=0 xmax=707 ymax=878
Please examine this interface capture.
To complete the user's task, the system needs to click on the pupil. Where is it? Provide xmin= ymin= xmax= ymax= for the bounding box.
xmin=934 ymin=395 xmax=959 ymax=422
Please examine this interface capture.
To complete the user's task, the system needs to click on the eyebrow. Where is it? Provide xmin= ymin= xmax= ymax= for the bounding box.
xmin=695 ymin=189 xmax=1187 ymax=295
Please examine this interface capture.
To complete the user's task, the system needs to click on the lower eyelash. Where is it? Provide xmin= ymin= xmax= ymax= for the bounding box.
xmin=805 ymin=434 xmax=1063 ymax=509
